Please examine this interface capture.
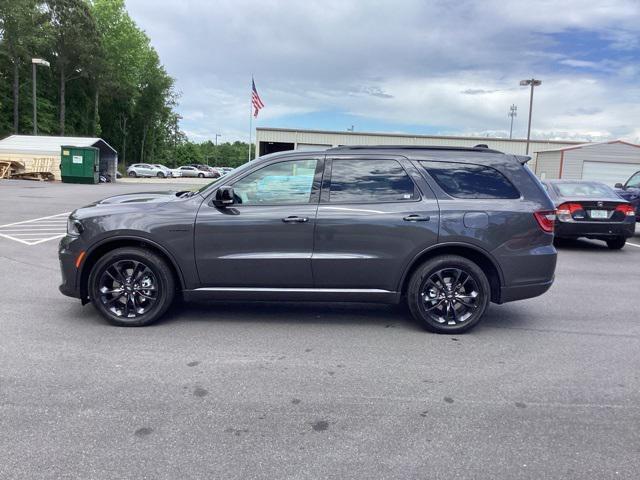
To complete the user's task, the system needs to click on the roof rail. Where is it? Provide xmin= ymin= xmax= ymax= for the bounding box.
xmin=326 ymin=145 xmax=503 ymax=154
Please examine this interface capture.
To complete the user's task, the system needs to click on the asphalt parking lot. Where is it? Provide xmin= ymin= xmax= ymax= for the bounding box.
xmin=1 ymin=179 xmax=639 ymax=480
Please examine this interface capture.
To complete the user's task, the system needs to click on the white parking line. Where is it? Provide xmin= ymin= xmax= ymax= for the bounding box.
xmin=0 ymin=212 xmax=71 ymax=246
xmin=626 ymin=242 xmax=640 ymax=248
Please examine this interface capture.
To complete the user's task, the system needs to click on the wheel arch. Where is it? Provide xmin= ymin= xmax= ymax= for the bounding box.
xmin=399 ymin=243 xmax=504 ymax=303
xmin=79 ymin=236 xmax=185 ymax=303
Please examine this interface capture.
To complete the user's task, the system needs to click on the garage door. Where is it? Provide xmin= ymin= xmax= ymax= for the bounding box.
xmin=296 ymin=143 xmax=332 ymax=151
xmin=581 ymin=161 xmax=640 ymax=186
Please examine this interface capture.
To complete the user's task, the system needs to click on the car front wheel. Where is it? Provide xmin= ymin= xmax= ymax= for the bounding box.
xmin=88 ymin=247 xmax=175 ymax=327
xmin=128 ymin=171 xmax=137 ymax=177
xmin=606 ymin=237 xmax=626 ymax=250
xmin=407 ymin=255 xmax=490 ymax=334
xmin=157 ymin=172 xmax=165 ymax=178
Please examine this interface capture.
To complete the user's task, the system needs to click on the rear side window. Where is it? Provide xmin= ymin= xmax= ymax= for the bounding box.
xmin=420 ymin=161 xmax=520 ymax=199
xmin=329 ymin=159 xmax=417 ymax=203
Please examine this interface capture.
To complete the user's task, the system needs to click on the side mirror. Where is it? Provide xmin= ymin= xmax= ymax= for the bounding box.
xmin=214 ymin=186 xmax=235 ymax=207
xmin=614 ymin=183 xmax=624 ymax=189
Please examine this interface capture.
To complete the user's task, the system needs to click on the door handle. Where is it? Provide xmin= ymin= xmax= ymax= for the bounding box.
xmin=282 ymin=216 xmax=309 ymax=223
xmin=403 ymin=214 xmax=430 ymax=222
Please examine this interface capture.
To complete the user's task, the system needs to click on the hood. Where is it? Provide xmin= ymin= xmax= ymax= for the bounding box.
xmin=89 ymin=190 xmax=182 ymax=206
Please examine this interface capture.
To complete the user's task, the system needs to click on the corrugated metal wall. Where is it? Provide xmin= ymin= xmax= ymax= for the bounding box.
xmin=256 ymin=128 xmax=580 ymax=162
xmin=562 ymin=143 xmax=640 ymax=180
xmin=534 ymin=150 xmax=562 ymax=179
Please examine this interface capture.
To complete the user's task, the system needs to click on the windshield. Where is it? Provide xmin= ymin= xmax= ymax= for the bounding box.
xmin=553 ymin=182 xmax=613 ymax=197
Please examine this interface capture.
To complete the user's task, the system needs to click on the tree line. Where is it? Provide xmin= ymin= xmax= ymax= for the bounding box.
xmin=0 ymin=0 xmax=250 ymax=168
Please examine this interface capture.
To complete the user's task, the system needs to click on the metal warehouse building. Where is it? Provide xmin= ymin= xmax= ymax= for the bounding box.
xmin=534 ymin=140 xmax=640 ymax=186
xmin=0 ymin=135 xmax=118 ymax=181
xmin=255 ymin=127 xmax=583 ymax=172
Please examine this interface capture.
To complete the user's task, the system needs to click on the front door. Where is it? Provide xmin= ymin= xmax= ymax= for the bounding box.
xmin=194 ymin=156 xmax=323 ymax=287
xmin=312 ymin=156 xmax=440 ymax=292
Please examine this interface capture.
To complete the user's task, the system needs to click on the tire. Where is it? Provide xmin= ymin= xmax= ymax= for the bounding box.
xmin=88 ymin=247 xmax=175 ymax=327
xmin=407 ymin=255 xmax=490 ymax=334
xmin=606 ymin=237 xmax=626 ymax=250
xmin=198 ymin=173 xmax=205 ymax=178
xmin=157 ymin=172 xmax=165 ymax=178
xmin=128 ymin=171 xmax=137 ymax=177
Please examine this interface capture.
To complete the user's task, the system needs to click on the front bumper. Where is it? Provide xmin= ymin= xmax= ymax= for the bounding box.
xmin=555 ymin=219 xmax=635 ymax=239
xmin=58 ymin=235 xmax=84 ymax=300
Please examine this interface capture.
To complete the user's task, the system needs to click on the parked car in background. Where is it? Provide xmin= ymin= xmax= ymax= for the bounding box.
xmin=188 ymin=164 xmax=220 ymax=178
xmin=173 ymin=165 xmax=211 ymax=178
xmin=127 ymin=163 xmax=170 ymax=178
xmin=60 ymin=145 xmax=557 ymax=333
xmin=614 ymin=171 xmax=640 ymax=221
xmin=152 ymin=164 xmax=175 ymax=178
xmin=543 ymin=180 xmax=636 ymax=249
xmin=219 ymin=167 xmax=234 ymax=175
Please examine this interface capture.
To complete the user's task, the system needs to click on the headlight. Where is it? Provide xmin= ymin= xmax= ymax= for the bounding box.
xmin=67 ymin=218 xmax=84 ymax=236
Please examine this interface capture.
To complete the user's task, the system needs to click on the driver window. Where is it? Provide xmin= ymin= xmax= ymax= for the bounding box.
xmin=627 ymin=173 xmax=640 ymax=188
xmin=232 ymin=159 xmax=317 ymax=205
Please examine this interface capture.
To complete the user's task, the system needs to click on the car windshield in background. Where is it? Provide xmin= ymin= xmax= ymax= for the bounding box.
xmin=553 ymin=182 xmax=613 ymax=197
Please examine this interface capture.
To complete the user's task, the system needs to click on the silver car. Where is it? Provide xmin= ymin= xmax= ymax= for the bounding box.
xmin=174 ymin=166 xmax=211 ymax=178
xmin=127 ymin=163 xmax=170 ymax=178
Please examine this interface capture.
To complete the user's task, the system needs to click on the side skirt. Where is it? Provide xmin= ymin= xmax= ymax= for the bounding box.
xmin=182 ymin=287 xmax=401 ymax=304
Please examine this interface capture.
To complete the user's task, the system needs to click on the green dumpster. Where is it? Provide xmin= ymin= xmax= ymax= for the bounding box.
xmin=60 ymin=146 xmax=100 ymax=184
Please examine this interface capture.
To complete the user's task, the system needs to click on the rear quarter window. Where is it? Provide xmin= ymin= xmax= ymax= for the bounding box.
xmin=420 ymin=161 xmax=520 ymax=199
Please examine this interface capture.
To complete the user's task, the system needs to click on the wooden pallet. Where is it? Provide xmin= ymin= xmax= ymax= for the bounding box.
xmin=1 ymin=160 xmax=26 ymax=178
xmin=10 ymin=171 xmax=55 ymax=182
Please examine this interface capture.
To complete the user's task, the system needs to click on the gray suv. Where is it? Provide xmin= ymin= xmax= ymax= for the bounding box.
xmin=59 ymin=146 xmax=557 ymax=333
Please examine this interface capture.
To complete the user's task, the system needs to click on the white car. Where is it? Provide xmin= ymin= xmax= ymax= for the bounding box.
xmin=127 ymin=163 xmax=172 ymax=178
xmin=152 ymin=164 xmax=176 ymax=178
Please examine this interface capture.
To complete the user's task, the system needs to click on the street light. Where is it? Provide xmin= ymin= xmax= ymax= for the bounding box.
xmin=519 ymin=78 xmax=542 ymax=155
xmin=31 ymin=58 xmax=50 ymax=135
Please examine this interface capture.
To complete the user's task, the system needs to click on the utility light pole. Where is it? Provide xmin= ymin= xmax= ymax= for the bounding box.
xmin=31 ymin=58 xmax=50 ymax=135
xmin=214 ymin=133 xmax=221 ymax=166
xmin=519 ymin=78 xmax=542 ymax=155
xmin=508 ymin=104 xmax=517 ymax=140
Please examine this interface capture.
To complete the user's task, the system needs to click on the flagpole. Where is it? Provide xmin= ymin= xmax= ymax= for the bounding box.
xmin=248 ymin=77 xmax=253 ymax=163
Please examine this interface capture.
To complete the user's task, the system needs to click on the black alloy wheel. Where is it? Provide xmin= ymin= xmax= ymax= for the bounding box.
xmin=89 ymin=247 xmax=175 ymax=326
xmin=407 ymin=255 xmax=490 ymax=334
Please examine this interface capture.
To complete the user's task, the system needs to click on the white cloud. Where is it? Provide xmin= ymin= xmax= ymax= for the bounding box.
xmin=126 ymin=0 xmax=640 ymax=142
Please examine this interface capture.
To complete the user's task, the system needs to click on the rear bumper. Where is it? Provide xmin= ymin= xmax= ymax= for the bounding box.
xmin=555 ymin=220 xmax=635 ymax=239
xmin=499 ymin=278 xmax=554 ymax=304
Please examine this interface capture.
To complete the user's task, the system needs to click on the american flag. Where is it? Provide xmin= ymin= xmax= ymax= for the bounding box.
xmin=251 ymin=79 xmax=264 ymax=118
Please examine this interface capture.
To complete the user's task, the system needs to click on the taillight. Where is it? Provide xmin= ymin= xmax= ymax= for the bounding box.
xmin=534 ymin=210 xmax=556 ymax=233
xmin=615 ymin=204 xmax=635 ymax=216
xmin=556 ymin=202 xmax=585 ymax=221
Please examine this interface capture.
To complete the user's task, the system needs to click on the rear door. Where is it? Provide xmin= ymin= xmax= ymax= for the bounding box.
xmin=312 ymin=155 xmax=439 ymax=292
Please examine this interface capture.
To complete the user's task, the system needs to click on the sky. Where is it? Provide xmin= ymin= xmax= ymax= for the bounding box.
xmin=126 ymin=0 xmax=640 ymax=144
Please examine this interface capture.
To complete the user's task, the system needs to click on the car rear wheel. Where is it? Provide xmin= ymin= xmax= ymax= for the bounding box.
xmin=128 ymin=171 xmax=137 ymax=177
xmin=88 ymin=247 xmax=175 ymax=327
xmin=198 ymin=173 xmax=205 ymax=178
xmin=407 ymin=255 xmax=490 ymax=334
xmin=157 ymin=172 xmax=165 ymax=178
xmin=606 ymin=237 xmax=626 ymax=250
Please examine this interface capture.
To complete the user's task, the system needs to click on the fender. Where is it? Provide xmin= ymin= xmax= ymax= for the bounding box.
xmin=78 ymin=234 xmax=188 ymax=294
xmin=397 ymin=241 xmax=505 ymax=291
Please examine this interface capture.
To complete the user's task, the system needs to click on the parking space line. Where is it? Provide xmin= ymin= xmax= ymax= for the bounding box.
xmin=626 ymin=242 xmax=640 ymax=248
xmin=0 ymin=212 xmax=70 ymax=246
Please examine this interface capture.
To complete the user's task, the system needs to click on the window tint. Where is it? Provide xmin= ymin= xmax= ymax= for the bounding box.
xmin=232 ymin=159 xmax=317 ymax=204
xmin=420 ymin=161 xmax=520 ymax=199
xmin=627 ymin=172 xmax=640 ymax=188
xmin=329 ymin=159 xmax=417 ymax=203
